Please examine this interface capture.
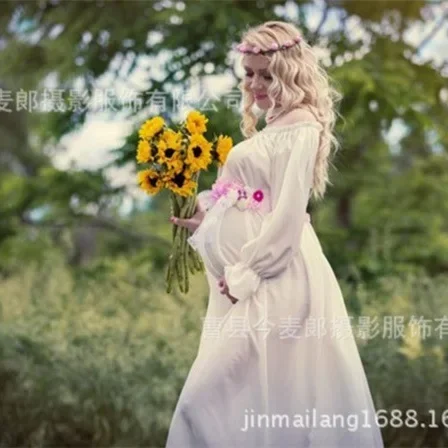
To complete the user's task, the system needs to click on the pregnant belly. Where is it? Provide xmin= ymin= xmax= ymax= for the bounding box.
xmin=194 ymin=205 xmax=265 ymax=279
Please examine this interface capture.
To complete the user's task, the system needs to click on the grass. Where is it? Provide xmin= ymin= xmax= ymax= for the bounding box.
xmin=0 ymin=253 xmax=446 ymax=447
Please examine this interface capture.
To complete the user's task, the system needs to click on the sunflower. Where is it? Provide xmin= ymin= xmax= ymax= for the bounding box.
xmin=166 ymin=158 xmax=185 ymax=176
xmin=215 ymin=135 xmax=233 ymax=166
xmin=165 ymin=171 xmax=197 ymax=197
xmin=183 ymin=165 xmax=197 ymax=178
xmin=157 ymin=132 xmax=182 ymax=169
xmin=185 ymin=134 xmax=212 ymax=171
xmin=136 ymin=139 xmax=152 ymax=164
xmin=139 ymin=116 xmax=165 ymax=140
xmin=137 ymin=168 xmax=164 ymax=195
xmin=185 ymin=110 xmax=208 ymax=135
xmin=162 ymin=128 xmax=182 ymax=147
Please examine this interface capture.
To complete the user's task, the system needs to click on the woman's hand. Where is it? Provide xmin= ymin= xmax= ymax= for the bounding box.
xmin=170 ymin=201 xmax=205 ymax=233
xmin=218 ymin=276 xmax=239 ymax=304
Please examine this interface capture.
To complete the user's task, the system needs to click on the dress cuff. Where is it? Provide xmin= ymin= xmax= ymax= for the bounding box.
xmin=224 ymin=262 xmax=261 ymax=303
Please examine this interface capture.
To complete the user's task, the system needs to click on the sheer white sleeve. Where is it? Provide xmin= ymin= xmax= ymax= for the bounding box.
xmin=224 ymin=126 xmax=321 ymax=302
xmin=196 ymin=165 xmax=224 ymax=212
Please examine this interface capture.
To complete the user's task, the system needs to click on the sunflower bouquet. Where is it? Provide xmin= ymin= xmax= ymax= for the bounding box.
xmin=136 ymin=110 xmax=233 ymax=294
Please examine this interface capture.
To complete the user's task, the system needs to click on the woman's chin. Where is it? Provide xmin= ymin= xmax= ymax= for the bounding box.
xmin=254 ymin=99 xmax=270 ymax=110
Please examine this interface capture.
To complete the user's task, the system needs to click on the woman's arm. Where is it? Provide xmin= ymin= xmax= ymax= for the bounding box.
xmin=223 ymin=125 xmax=321 ymax=302
xmin=171 ymin=165 xmax=224 ymax=232
xmin=195 ymin=164 xmax=225 ymax=212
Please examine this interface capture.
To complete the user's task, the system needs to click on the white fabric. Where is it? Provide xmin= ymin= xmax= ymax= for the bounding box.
xmin=167 ymin=121 xmax=384 ymax=448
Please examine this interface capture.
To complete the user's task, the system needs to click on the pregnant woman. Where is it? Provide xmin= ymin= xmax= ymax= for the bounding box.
xmin=166 ymin=20 xmax=384 ymax=448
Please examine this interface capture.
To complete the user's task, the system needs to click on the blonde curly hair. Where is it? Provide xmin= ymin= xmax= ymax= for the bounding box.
xmin=237 ymin=20 xmax=342 ymax=200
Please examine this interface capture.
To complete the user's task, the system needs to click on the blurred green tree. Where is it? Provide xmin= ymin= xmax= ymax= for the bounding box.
xmin=0 ymin=0 xmax=446 ymax=281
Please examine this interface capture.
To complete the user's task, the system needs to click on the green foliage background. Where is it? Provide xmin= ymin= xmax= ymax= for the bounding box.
xmin=0 ymin=1 xmax=447 ymax=446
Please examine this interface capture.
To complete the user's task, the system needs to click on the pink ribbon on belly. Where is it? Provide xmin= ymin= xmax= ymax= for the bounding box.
xmin=210 ymin=178 xmax=266 ymax=211
xmin=210 ymin=179 xmax=314 ymax=222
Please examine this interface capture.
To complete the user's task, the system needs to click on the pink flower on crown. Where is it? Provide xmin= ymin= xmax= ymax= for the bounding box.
xmin=252 ymin=46 xmax=261 ymax=54
xmin=284 ymin=40 xmax=294 ymax=47
xmin=269 ymin=42 xmax=279 ymax=51
xmin=237 ymin=43 xmax=250 ymax=53
xmin=294 ymin=35 xmax=301 ymax=43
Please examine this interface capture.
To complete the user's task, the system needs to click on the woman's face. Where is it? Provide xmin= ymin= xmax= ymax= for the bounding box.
xmin=242 ymin=54 xmax=274 ymax=110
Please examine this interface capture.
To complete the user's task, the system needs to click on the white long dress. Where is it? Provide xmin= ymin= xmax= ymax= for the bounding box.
xmin=165 ymin=121 xmax=385 ymax=448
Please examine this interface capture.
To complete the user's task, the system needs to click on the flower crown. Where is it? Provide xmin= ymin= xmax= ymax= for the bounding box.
xmin=235 ymin=35 xmax=301 ymax=55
